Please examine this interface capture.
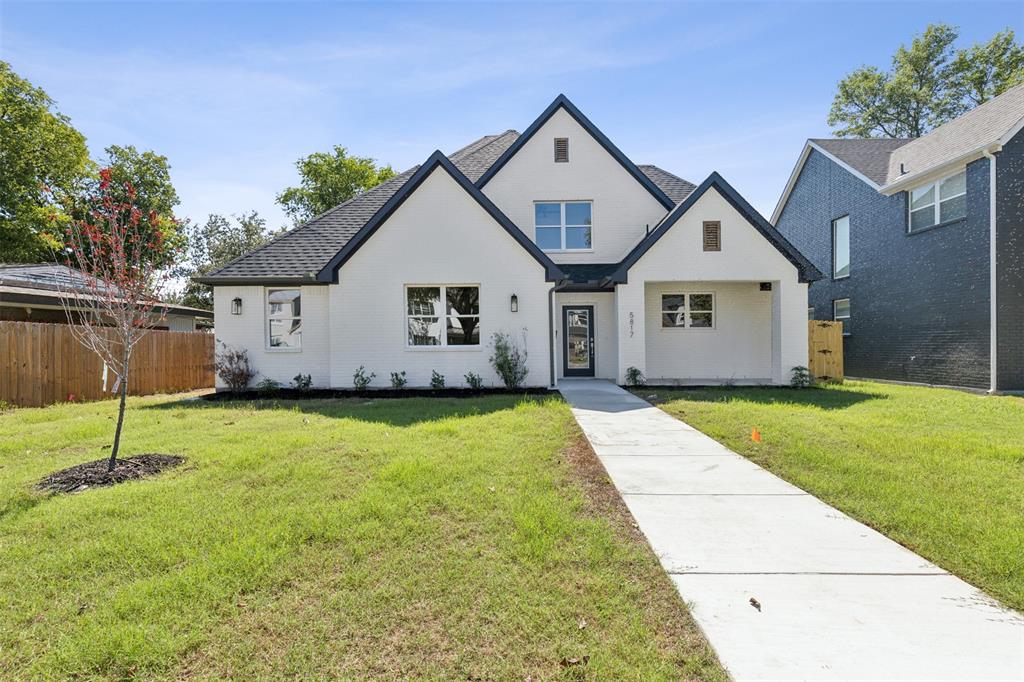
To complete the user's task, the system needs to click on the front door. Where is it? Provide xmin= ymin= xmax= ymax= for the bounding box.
xmin=562 ymin=306 xmax=595 ymax=377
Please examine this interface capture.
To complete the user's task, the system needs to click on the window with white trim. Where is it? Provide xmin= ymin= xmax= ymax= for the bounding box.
xmin=661 ymin=293 xmax=714 ymax=329
xmin=406 ymin=285 xmax=480 ymax=347
xmin=267 ymin=289 xmax=301 ymax=349
xmin=833 ymin=298 xmax=851 ymax=336
xmin=909 ymin=169 xmax=966 ymax=232
xmin=535 ymin=201 xmax=592 ymax=251
xmin=832 ymin=215 xmax=850 ymax=279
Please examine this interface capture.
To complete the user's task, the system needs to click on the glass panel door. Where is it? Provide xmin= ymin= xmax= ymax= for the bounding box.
xmin=563 ymin=306 xmax=594 ymax=376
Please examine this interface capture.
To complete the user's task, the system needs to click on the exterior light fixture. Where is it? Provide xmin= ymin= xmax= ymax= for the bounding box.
xmin=510 ymin=294 xmax=518 ymax=313
xmin=231 ymin=297 xmax=243 ymax=315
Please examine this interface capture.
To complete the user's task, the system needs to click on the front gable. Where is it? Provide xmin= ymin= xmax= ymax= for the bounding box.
xmin=477 ymin=95 xmax=674 ymax=264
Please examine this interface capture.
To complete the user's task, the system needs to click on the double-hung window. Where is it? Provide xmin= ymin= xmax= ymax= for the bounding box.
xmin=267 ymin=289 xmax=301 ymax=349
xmin=661 ymin=293 xmax=714 ymax=329
xmin=909 ymin=169 xmax=966 ymax=232
xmin=535 ymin=201 xmax=592 ymax=251
xmin=833 ymin=298 xmax=851 ymax=336
xmin=832 ymin=215 xmax=850 ymax=279
xmin=406 ymin=285 xmax=480 ymax=347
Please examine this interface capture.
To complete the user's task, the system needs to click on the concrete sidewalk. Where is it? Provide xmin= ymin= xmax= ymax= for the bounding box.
xmin=558 ymin=379 xmax=1024 ymax=681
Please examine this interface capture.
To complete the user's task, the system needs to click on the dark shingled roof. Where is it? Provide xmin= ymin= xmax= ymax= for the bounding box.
xmin=810 ymin=138 xmax=912 ymax=186
xmin=200 ymin=131 xmax=695 ymax=283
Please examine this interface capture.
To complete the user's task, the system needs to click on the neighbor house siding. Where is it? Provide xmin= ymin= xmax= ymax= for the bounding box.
xmin=481 ymin=107 xmax=669 ymax=265
xmin=775 ymin=148 xmax=991 ymax=388
xmin=213 ymin=284 xmax=331 ymax=388
xmin=329 ymin=167 xmax=552 ymax=388
xmin=996 ymin=129 xmax=1024 ymax=390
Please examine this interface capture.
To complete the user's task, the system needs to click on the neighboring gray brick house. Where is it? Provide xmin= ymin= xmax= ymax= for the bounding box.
xmin=773 ymin=85 xmax=1024 ymax=391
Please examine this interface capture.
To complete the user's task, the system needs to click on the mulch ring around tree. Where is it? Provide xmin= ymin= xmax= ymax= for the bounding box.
xmin=37 ymin=454 xmax=185 ymax=494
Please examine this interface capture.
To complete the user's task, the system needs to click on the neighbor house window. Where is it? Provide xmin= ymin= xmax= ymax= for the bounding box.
xmin=833 ymin=298 xmax=851 ymax=336
xmin=535 ymin=201 xmax=592 ymax=251
xmin=832 ymin=215 xmax=850 ymax=279
xmin=406 ymin=285 xmax=480 ymax=347
xmin=267 ymin=289 xmax=301 ymax=349
xmin=808 ymin=306 xmax=815 ymax=320
xmin=661 ymin=293 xmax=714 ymax=329
xmin=909 ymin=169 xmax=966 ymax=232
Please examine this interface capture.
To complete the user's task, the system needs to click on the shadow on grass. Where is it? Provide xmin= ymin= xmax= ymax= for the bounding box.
xmin=141 ymin=393 xmax=563 ymax=427
xmin=638 ymin=385 xmax=885 ymax=411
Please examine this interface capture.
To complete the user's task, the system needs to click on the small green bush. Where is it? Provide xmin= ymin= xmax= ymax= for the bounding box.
xmin=256 ymin=377 xmax=280 ymax=395
xmin=353 ymin=366 xmax=375 ymax=390
xmin=790 ymin=366 xmax=813 ymax=388
xmin=292 ymin=373 xmax=313 ymax=393
xmin=390 ymin=371 xmax=407 ymax=389
xmin=625 ymin=366 xmax=646 ymax=387
xmin=490 ymin=331 xmax=529 ymax=389
xmin=464 ymin=371 xmax=484 ymax=390
xmin=430 ymin=370 xmax=446 ymax=390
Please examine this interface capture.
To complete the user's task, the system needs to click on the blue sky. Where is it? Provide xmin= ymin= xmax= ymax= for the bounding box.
xmin=2 ymin=1 xmax=1020 ymax=229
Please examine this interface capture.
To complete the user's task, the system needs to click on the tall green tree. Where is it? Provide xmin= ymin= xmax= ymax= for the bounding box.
xmin=178 ymin=211 xmax=279 ymax=309
xmin=829 ymin=25 xmax=1024 ymax=138
xmin=277 ymin=145 xmax=394 ymax=224
xmin=0 ymin=61 xmax=91 ymax=262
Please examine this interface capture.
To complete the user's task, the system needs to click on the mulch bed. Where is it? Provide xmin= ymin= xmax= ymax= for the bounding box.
xmin=202 ymin=387 xmax=553 ymax=401
xmin=37 ymin=454 xmax=185 ymax=494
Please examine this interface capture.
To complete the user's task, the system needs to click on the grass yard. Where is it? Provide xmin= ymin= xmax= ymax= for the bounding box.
xmin=0 ymin=394 xmax=723 ymax=681
xmin=640 ymin=380 xmax=1024 ymax=611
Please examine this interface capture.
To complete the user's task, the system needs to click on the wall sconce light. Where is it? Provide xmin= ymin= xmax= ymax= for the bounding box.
xmin=231 ymin=297 xmax=243 ymax=315
xmin=510 ymin=294 xmax=518 ymax=313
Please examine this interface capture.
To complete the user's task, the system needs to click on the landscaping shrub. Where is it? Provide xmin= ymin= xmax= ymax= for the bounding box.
xmin=430 ymin=370 xmax=446 ymax=390
xmin=256 ymin=377 xmax=280 ymax=395
xmin=292 ymin=373 xmax=313 ymax=393
xmin=390 ymin=371 xmax=407 ymax=389
xmin=215 ymin=343 xmax=256 ymax=392
xmin=625 ymin=366 xmax=646 ymax=387
xmin=353 ymin=366 xmax=375 ymax=390
xmin=790 ymin=366 xmax=812 ymax=388
xmin=490 ymin=331 xmax=529 ymax=389
xmin=464 ymin=371 xmax=484 ymax=390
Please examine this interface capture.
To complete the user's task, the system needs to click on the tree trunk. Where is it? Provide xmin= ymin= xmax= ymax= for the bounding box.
xmin=108 ymin=355 xmax=130 ymax=472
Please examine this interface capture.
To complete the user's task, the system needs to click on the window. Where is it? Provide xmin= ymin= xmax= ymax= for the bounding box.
xmin=909 ymin=169 xmax=966 ymax=232
xmin=535 ymin=201 xmax=592 ymax=251
xmin=554 ymin=137 xmax=569 ymax=162
xmin=406 ymin=285 xmax=480 ymax=347
xmin=832 ymin=215 xmax=850 ymax=279
xmin=267 ymin=289 xmax=301 ymax=349
xmin=833 ymin=298 xmax=851 ymax=336
xmin=661 ymin=293 xmax=714 ymax=329
xmin=703 ymin=221 xmax=721 ymax=251
xmin=808 ymin=306 xmax=815 ymax=320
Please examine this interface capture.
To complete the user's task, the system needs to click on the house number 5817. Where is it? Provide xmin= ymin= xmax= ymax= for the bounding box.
xmin=629 ymin=312 xmax=634 ymax=338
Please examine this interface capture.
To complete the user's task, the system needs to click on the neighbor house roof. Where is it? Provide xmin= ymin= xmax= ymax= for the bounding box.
xmin=811 ymin=138 xmax=912 ymax=186
xmin=198 ymin=125 xmax=695 ymax=285
xmin=884 ymin=83 xmax=1024 ymax=192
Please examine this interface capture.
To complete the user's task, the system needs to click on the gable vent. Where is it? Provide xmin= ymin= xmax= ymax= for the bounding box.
xmin=554 ymin=137 xmax=569 ymax=163
xmin=703 ymin=221 xmax=721 ymax=252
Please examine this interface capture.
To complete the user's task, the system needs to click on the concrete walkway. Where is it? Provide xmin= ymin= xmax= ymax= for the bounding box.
xmin=558 ymin=379 xmax=1024 ymax=681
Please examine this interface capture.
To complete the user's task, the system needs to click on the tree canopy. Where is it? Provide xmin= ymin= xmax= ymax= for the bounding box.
xmin=829 ymin=25 xmax=1024 ymax=138
xmin=0 ymin=61 xmax=91 ymax=262
xmin=276 ymin=145 xmax=395 ymax=224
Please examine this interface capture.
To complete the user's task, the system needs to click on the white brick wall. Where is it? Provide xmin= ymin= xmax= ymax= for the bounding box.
xmin=554 ymin=292 xmax=617 ymax=380
xmin=482 ymin=108 xmax=669 ymax=265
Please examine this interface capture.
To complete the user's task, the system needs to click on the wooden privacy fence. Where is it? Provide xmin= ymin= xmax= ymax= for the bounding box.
xmin=0 ymin=321 xmax=214 ymax=407
xmin=808 ymin=320 xmax=844 ymax=382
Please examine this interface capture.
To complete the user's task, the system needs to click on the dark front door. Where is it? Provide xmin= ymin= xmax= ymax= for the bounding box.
xmin=562 ymin=306 xmax=595 ymax=377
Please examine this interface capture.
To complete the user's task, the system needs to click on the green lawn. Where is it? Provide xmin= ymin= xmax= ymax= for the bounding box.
xmin=640 ymin=380 xmax=1024 ymax=611
xmin=0 ymin=394 xmax=723 ymax=681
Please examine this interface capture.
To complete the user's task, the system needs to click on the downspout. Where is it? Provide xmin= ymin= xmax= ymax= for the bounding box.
xmin=548 ymin=279 xmax=568 ymax=389
xmin=983 ymin=147 xmax=998 ymax=393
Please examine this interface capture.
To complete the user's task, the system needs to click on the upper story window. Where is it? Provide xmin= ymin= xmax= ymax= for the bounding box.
xmin=406 ymin=285 xmax=480 ymax=347
xmin=909 ymin=169 xmax=966 ymax=232
xmin=267 ymin=289 xmax=301 ymax=349
xmin=535 ymin=201 xmax=592 ymax=251
xmin=832 ymin=215 xmax=850 ymax=279
xmin=554 ymin=138 xmax=569 ymax=162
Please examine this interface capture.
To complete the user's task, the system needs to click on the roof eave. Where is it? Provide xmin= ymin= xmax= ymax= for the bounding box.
xmin=880 ymin=142 xmax=1004 ymax=195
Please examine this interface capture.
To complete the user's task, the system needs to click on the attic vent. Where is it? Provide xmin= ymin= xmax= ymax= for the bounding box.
xmin=703 ymin=221 xmax=721 ymax=252
xmin=554 ymin=138 xmax=569 ymax=163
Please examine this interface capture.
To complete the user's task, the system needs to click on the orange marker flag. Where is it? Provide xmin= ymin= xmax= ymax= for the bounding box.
xmin=751 ymin=428 xmax=761 ymax=442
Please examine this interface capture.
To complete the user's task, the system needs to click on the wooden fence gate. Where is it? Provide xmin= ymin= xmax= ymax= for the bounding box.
xmin=808 ymin=320 xmax=844 ymax=382
xmin=0 ymin=321 xmax=214 ymax=407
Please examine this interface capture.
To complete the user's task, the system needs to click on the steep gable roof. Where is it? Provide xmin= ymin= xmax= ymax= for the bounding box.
xmin=475 ymin=94 xmax=676 ymax=210
xmin=317 ymin=151 xmax=563 ymax=283
xmin=618 ymin=172 xmax=822 ymax=284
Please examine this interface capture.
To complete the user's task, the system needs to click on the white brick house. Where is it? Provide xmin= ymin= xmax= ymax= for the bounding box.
xmin=198 ymin=95 xmax=820 ymax=388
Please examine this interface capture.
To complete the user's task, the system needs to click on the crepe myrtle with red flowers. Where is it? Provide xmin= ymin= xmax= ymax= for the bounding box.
xmin=55 ymin=167 xmax=180 ymax=471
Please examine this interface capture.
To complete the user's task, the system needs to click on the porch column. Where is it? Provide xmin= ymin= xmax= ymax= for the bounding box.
xmin=615 ymin=281 xmax=646 ymax=384
xmin=771 ymin=278 xmax=810 ymax=384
